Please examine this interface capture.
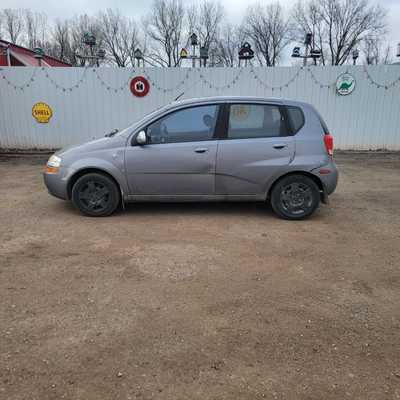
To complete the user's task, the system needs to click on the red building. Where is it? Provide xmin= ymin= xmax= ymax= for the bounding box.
xmin=0 ymin=40 xmax=71 ymax=67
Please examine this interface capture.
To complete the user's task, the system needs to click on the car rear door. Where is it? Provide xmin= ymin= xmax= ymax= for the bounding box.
xmin=124 ymin=104 xmax=220 ymax=196
xmin=215 ymin=103 xmax=295 ymax=196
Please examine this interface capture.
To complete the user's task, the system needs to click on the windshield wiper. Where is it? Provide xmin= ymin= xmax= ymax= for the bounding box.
xmin=105 ymin=128 xmax=119 ymax=137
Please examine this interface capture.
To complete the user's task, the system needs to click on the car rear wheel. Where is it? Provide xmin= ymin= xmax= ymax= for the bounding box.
xmin=270 ymin=174 xmax=320 ymax=220
xmin=71 ymin=173 xmax=120 ymax=217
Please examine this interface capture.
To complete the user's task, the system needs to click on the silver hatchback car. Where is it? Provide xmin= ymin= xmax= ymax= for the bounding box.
xmin=44 ymin=96 xmax=338 ymax=220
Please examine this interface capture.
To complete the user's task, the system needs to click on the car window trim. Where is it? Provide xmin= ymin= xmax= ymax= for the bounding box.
xmin=131 ymin=103 xmax=222 ymax=146
xmin=221 ymin=102 xmax=293 ymax=140
xmin=215 ymin=103 xmax=229 ymax=139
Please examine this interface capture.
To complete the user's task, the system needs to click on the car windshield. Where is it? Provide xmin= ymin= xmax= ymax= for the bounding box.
xmin=115 ymin=104 xmax=174 ymax=137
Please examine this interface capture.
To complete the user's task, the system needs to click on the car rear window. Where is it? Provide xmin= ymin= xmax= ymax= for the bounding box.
xmin=286 ymin=106 xmax=304 ymax=133
xmin=227 ymin=104 xmax=289 ymax=139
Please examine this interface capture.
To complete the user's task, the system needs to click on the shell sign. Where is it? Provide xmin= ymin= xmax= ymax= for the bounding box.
xmin=32 ymin=102 xmax=53 ymax=123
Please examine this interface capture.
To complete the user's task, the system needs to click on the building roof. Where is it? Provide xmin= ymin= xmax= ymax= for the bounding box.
xmin=0 ymin=40 xmax=71 ymax=67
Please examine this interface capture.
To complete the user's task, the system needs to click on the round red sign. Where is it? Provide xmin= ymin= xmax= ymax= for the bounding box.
xmin=130 ymin=76 xmax=150 ymax=97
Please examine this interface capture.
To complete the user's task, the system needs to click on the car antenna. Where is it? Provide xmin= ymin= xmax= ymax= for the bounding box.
xmin=174 ymin=92 xmax=185 ymax=101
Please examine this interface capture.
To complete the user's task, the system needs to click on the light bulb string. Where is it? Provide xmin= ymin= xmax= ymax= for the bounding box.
xmin=1 ymin=65 xmax=400 ymax=93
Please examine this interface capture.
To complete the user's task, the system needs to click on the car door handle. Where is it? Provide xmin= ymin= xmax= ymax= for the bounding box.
xmin=273 ymin=143 xmax=288 ymax=149
xmin=194 ymin=148 xmax=208 ymax=153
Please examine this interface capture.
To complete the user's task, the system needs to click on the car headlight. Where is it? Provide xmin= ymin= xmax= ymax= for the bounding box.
xmin=45 ymin=155 xmax=62 ymax=173
xmin=47 ymin=155 xmax=61 ymax=168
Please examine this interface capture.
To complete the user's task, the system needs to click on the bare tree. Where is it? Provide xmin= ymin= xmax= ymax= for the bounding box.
xmin=143 ymin=0 xmax=184 ymax=67
xmin=291 ymin=0 xmax=326 ymax=64
xmin=50 ymin=19 xmax=73 ymax=63
xmin=186 ymin=0 xmax=225 ymax=66
xmin=363 ymin=36 xmax=392 ymax=65
xmin=97 ymin=9 xmax=139 ymax=67
xmin=69 ymin=14 xmax=104 ymax=66
xmin=2 ymin=8 xmax=24 ymax=44
xmin=0 ymin=11 xmax=3 ymax=39
xmin=292 ymin=0 xmax=387 ymax=65
xmin=214 ymin=23 xmax=243 ymax=67
xmin=242 ymin=2 xmax=291 ymax=66
xmin=23 ymin=10 xmax=48 ymax=49
xmin=187 ymin=1 xmax=224 ymax=49
xmin=322 ymin=0 xmax=386 ymax=65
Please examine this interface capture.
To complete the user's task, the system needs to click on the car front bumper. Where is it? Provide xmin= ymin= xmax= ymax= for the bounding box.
xmin=43 ymin=167 xmax=70 ymax=200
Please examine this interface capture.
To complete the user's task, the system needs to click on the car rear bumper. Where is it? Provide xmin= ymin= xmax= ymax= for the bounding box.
xmin=311 ymin=159 xmax=339 ymax=197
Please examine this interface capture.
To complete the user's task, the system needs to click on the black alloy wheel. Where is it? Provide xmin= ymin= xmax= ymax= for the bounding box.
xmin=71 ymin=173 xmax=120 ymax=217
xmin=270 ymin=174 xmax=320 ymax=220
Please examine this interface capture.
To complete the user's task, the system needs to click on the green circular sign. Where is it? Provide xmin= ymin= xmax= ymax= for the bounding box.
xmin=336 ymin=73 xmax=356 ymax=95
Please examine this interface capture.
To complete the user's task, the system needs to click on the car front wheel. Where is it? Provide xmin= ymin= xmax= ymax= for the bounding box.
xmin=71 ymin=173 xmax=120 ymax=217
xmin=270 ymin=174 xmax=320 ymax=220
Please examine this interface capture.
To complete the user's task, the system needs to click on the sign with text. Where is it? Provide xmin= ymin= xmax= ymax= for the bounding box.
xmin=32 ymin=102 xmax=53 ymax=123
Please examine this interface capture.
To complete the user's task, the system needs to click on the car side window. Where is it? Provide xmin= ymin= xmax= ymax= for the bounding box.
xmin=146 ymin=105 xmax=218 ymax=144
xmin=286 ymin=106 xmax=304 ymax=133
xmin=227 ymin=104 xmax=287 ymax=139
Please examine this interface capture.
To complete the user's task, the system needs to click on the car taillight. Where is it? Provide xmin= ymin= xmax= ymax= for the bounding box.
xmin=324 ymin=134 xmax=334 ymax=156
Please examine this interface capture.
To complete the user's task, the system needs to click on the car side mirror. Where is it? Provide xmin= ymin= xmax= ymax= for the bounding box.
xmin=136 ymin=130 xmax=147 ymax=145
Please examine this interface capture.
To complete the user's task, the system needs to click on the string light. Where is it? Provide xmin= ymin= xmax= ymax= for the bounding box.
xmin=45 ymin=67 xmax=88 ymax=91
xmin=0 ymin=67 xmax=37 ymax=90
xmin=307 ymin=67 xmax=337 ymax=89
xmin=1 ymin=65 xmax=400 ymax=94
xmin=250 ymin=67 xmax=303 ymax=91
xmin=142 ymin=70 xmax=191 ymax=92
xmin=199 ymin=68 xmax=243 ymax=90
xmin=362 ymin=64 xmax=400 ymax=89
xmin=94 ymin=67 xmax=136 ymax=92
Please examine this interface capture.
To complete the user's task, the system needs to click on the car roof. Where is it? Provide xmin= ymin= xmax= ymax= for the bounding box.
xmin=172 ymin=96 xmax=284 ymax=106
xmin=168 ymin=96 xmax=311 ymax=110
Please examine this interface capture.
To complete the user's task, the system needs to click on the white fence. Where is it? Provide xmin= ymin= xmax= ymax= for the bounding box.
xmin=0 ymin=65 xmax=399 ymax=150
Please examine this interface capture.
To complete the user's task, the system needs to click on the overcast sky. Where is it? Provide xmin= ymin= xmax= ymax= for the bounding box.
xmin=2 ymin=0 xmax=400 ymax=61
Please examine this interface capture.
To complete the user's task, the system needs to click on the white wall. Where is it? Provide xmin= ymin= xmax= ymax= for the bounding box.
xmin=0 ymin=65 xmax=399 ymax=150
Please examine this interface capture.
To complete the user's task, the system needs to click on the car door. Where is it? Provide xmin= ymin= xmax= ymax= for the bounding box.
xmin=216 ymin=103 xmax=295 ymax=196
xmin=124 ymin=104 xmax=220 ymax=196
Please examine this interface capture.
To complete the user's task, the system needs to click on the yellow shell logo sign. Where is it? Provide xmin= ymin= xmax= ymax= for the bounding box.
xmin=32 ymin=102 xmax=53 ymax=123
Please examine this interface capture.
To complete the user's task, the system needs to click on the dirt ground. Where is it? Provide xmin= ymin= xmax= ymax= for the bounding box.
xmin=0 ymin=152 xmax=399 ymax=400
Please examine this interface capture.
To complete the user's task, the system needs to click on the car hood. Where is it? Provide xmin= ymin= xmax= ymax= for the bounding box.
xmin=56 ymin=136 xmax=126 ymax=158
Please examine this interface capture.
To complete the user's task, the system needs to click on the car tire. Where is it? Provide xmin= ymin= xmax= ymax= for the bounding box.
xmin=71 ymin=173 xmax=120 ymax=217
xmin=270 ymin=174 xmax=320 ymax=220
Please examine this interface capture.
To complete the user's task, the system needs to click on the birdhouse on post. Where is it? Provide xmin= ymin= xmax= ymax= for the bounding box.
xmin=180 ymin=48 xmax=188 ymax=58
xmin=83 ymin=33 xmax=96 ymax=47
xmin=190 ymin=33 xmax=198 ymax=46
xmin=292 ymin=47 xmax=301 ymax=58
xmin=33 ymin=47 xmax=44 ymax=66
xmin=190 ymin=33 xmax=198 ymax=67
xmin=238 ymin=42 xmax=254 ymax=67
xmin=200 ymin=46 xmax=209 ymax=67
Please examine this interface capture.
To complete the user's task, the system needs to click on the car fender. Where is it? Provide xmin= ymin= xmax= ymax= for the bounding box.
xmin=66 ymin=157 xmax=129 ymax=199
xmin=262 ymin=163 xmax=326 ymax=200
